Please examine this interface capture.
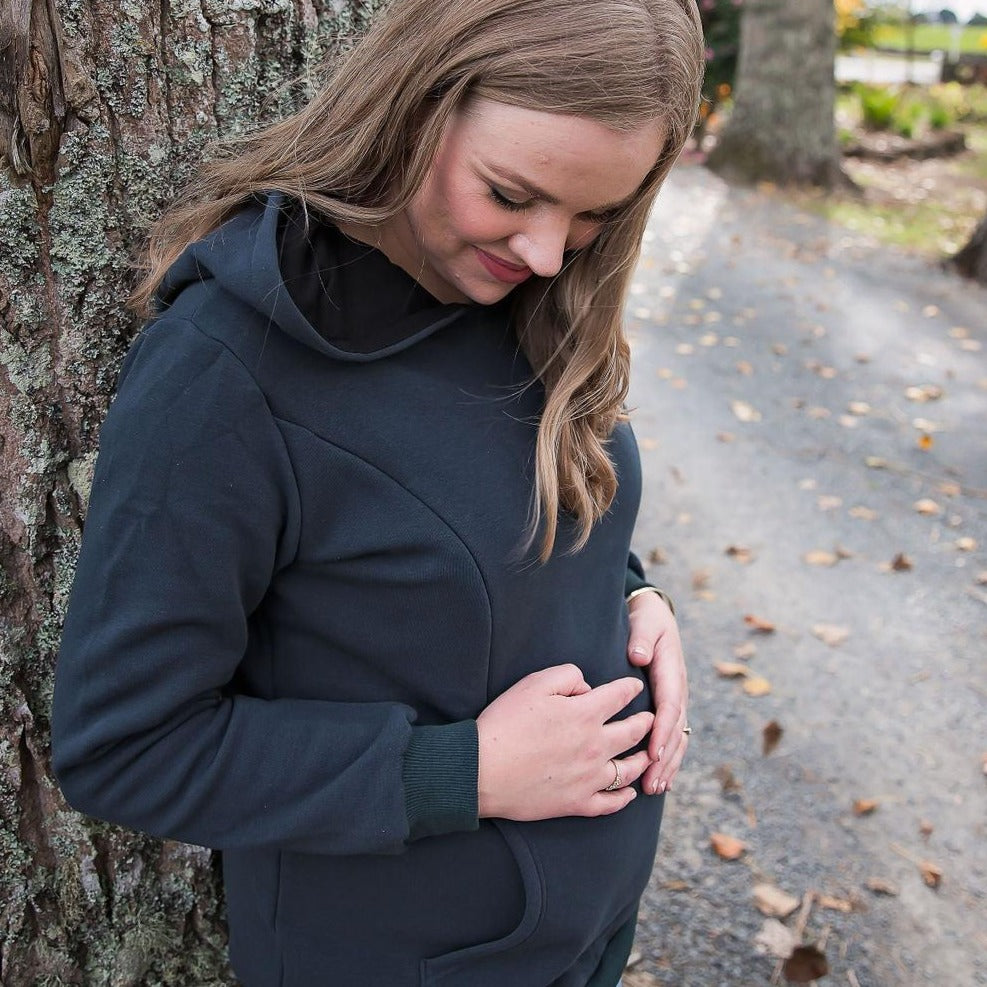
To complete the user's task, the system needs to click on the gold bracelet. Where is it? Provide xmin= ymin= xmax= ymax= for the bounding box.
xmin=625 ymin=586 xmax=675 ymax=616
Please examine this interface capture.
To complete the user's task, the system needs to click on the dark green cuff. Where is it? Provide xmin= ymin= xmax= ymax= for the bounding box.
xmin=625 ymin=550 xmax=652 ymax=598
xmin=403 ymin=720 xmax=479 ymax=842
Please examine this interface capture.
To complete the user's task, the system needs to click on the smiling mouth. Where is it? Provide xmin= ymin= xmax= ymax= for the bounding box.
xmin=475 ymin=248 xmax=532 ymax=284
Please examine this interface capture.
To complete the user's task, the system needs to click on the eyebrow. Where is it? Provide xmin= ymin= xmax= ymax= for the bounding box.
xmin=487 ymin=166 xmax=635 ymax=213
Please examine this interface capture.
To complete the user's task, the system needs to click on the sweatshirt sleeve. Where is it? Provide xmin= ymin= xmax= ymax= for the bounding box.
xmin=624 ymin=550 xmax=653 ymax=598
xmin=52 ymin=318 xmax=477 ymax=855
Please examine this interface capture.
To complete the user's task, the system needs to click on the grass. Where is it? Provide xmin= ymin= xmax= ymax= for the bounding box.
xmin=870 ymin=23 xmax=987 ymax=55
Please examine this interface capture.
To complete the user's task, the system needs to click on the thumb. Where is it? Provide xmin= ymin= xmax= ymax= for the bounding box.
xmin=532 ymin=662 xmax=591 ymax=696
xmin=627 ymin=636 xmax=654 ymax=667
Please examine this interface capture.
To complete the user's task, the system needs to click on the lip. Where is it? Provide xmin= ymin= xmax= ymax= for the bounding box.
xmin=475 ymin=248 xmax=533 ymax=284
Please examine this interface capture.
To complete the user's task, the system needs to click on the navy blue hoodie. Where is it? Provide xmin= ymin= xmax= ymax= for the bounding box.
xmin=52 ymin=194 xmax=663 ymax=986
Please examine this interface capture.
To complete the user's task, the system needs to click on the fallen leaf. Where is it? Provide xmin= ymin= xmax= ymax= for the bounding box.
xmin=647 ymin=547 xmax=667 ymax=565
xmin=914 ymin=499 xmax=942 ymax=516
xmin=982 ymin=751 xmax=987 ymax=776
xmin=714 ymin=763 xmax=742 ymax=794
xmin=699 ymin=332 xmax=719 ymax=347
xmin=659 ymin=879 xmax=691 ymax=892
xmin=762 ymin=720 xmax=783 ymax=756
xmin=938 ymin=481 xmax=961 ymax=497
xmin=737 ymin=360 xmax=754 ymax=376
xmin=772 ymin=342 xmax=788 ymax=356
xmin=715 ymin=661 xmax=750 ymax=678
xmin=804 ymin=550 xmax=839 ymax=567
xmin=865 ymin=877 xmax=899 ymax=896
xmin=639 ymin=437 xmax=659 ymax=451
xmin=816 ymin=894 xmax=853 ymax=913
xmin=798 ymin=478 xmax=818 ymax=491
xmin=725 ymin=544 xmax=754 ymax=563
xmin=913 ymin=417 xmax=941 ymax=433
xmin=745 ymin=614 xmax=776 ymax=633
xmin=865 ymin=456 xmax=889 ymax=469
xmin=812 ymin=624 xmax=850 ymax=647
xmin=919 ymin=861 xmax=942 ymax=888
xmin=753 ymin=883 xmax=800 ymax=918
xmin=838 ymin=414 xmax=859 ymax=429
xmin=675 ymin=343 xmax=694 ymax=356
xmin=743 ymin=676 xmax=772 ymax=697
xmin=889 ymin=553 xmax=913 ymax=572
xmin=692 ymin=569 xmax=711 ymax=591
xmin=923 ymin=305 xmax=941 ymax=318
xmin=956 ymin=537 xmax=977 ymax=552
xmin=817 ymin=495 xmax=843 ymax=511
xmin=731 ymin=399 xmax=762 ymax=423
xmin=853 ymin=798 xmax=879 ymax=816
xmin=977 ymin=572 xmax=987 ymax=586
xmin=710 ymin=832 xmax=746 ymax=860
xmin=959 ymin=339 xmax=982 ymax=352
xmin=905 ymin=384 xmax=943 ymax=402
xmin=717 ymin=431 xmax=736 ymax=443
xmin=754 ymin=918 xmax=797 ymax=959
xmin=806 ymin=406 xmax=831 ymax=419
xmin=849 ymin=506 xmax=878 ymax=521
xmin=919 ymin=820 xmax=934 ymax=839
xmin=918 ymin=434 xmax=934 ymax=451
xmin=734 ymin=641 xmax=757 ymax=660
xmin=847 ymin=401 xmax=871 ymax=415
xmin=783 ymin=944 xmax=829 ymax=982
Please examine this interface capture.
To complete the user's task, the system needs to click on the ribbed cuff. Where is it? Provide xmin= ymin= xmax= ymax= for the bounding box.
xmin=403 ymin=720 xmax=479 ymax=842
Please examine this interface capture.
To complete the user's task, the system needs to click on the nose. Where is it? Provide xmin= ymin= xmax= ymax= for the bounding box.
xmin=507 ymin=218 xmax=570 ymax=278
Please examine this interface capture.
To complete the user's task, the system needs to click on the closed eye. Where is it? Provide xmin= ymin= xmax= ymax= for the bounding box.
xmin=489 ymin=186 xmax=533 ymax=212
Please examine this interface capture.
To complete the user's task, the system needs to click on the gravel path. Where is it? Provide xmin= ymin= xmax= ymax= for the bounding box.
xmin=625 ymin=163 xmax=987 ymax=987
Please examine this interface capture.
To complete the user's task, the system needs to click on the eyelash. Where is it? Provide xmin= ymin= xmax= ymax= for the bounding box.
xmin=489 ymin=186 xmax=618 ymax=225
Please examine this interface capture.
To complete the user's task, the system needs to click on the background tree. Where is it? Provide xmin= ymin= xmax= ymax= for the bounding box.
xmin=705 ymin=0 xmax=842 ymax=186
xmin=950 ymin=211 xmax=987 ymax=283
xmin=0 ymin=2 xmax=379 ymax=983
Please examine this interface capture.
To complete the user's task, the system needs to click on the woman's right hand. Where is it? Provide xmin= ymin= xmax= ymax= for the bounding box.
xmin=476 ymin=664 xmax=654 ymax=821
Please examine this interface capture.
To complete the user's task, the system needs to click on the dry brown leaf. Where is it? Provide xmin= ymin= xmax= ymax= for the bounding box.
xmin=753 ymin=883 xmax=800 ymax=918
xmin=714 ymin=763 xmax=742 ymax=794
xmin=924 ymin=305 xmax=941 ymax=318
xmin=745 ymin=614 xmax=776 ymax=633
xmin=838 ymin=414 xmax=859 ymax=429
xmin=783 ymin=944 xmax=830 ymax=982
xmin=865 ymin=456 xmax=889 ymax=469
xmin=919 ymin=433 xmax=934 ymax=451
xmin=959 ymin=339 xmax=982 ymax=352
xmin=804 ymin=550 xmax=839 ymax=567
xmin=853 ymin=798 xmax=879 ymax=816
xmin=762 ymin=720 xmax=783 ymax=756
xmin=725 ymin=544 xmax=754 ymax=564
xmin=914 ymin=498 xmax=942 ymax=516
xmin=919 ymin=861 xmax=942 ymax=888
xmin=675 ymin=343 xmax=694 ymax=356
xmin=647 ymin=547 xmax=667 ymax=565
xmin=956 ymin=537 xmax=977 ymax=552
xmin=743 ymin=676 xmax=772 ymax=697
xmin=816 ymin=894 xmax=854 ymax=913
xmin=939 ymin=481 xmax=962 ymax=497
xmin=731 ymin=399 xmax=762 ymax=423
xmin=849 ymin=506 xmax=878 ymax=521
xmin=737 ymin=360 xmax=754 ymax=376
xmin=659 ymin=879 xmax=691 ymax=892
xmin=847 ymin=401 xmax=871 ymax=416
xmin=919 ymin=819 xmax=934 ymax=839
xmin=905 ymin=384 xmax=943 ymax=402
xmin=717 ymin=431 xmax=737 ymax=443
xmin=812 ymin=624 xmax=850 ymax=648
xmin=886 ymin=553 xmax=914 ymax=572
xmin=772 ymin=342 xmax=788 ymax=356
xmin=715 ymin=661 xmax=750 ymax=678
xmin=865 ymin=877 xmax=899 ymax=896
xmin=710 ymin=832 xmax=747 ymax=860
xmin=691 ymin=569 xmax=711 ymax=590
xmin=817 ymin=495 xmax=843 ymax=511
xmin=734 ymin=641 xmax=757 ymax=660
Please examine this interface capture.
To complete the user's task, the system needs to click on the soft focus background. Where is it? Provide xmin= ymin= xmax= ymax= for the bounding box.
xmin=1 ymin=2 xmax=984 ymax=984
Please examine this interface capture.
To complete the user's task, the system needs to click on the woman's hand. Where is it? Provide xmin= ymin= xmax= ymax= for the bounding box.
xmin=476 ymin=664 xmax=654 ymax=821
xmin=626 ymin=590 xmax=689 ymax=795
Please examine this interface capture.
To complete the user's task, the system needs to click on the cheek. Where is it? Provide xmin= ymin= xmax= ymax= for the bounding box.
xmin=566 ymin=222 xmax=603 ymax=252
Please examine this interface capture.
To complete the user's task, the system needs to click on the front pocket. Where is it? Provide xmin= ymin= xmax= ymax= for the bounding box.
xmin=420 ymin=820 xmax=544 ymax=986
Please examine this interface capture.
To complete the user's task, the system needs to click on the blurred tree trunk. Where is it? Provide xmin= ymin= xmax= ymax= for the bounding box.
xmin=0 ymin=2 xmax=378 ymax=983
xmin=950 ymin=212 xmax=987 ymax=283
xmin=706 ymin=0 xmax=841 ymax=186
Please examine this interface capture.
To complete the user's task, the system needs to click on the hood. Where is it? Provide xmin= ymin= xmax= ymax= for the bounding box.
xmin=155 ymin=191 xmax=470 ymax=363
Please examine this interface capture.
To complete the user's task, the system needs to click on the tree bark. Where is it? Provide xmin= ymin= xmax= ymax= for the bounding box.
xmin=705 ymin=0 xmax=841 ymax=187
xmin=0 ymin=2 xmax=379 ymax=983
xmin=950 ymin=210 xmax=987 ymax=283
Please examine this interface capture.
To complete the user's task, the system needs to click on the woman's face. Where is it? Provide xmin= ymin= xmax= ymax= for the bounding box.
xmin=388 ymin=98 xmax=666 ymax=305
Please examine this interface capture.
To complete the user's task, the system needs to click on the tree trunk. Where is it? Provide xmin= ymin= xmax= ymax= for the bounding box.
xmin=706 ymin=0 xmax=841 ymax=187
xmin=0 ymin=2 xmax=378 ymax=983
xmin=950 ymin=210 xmax=987 ymax=283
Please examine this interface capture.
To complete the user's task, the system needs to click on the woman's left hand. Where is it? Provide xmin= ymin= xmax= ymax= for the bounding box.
xmin=626 ymin=590 xmax=689 ymax=795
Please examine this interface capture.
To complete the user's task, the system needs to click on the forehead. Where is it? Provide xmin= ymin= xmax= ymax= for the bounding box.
xmin=449 ymin=97 xmax=666 ymax=208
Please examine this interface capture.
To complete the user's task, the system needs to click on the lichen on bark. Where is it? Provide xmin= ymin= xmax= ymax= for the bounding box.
xmin=1 ymin=2 xmax=379 ymax=983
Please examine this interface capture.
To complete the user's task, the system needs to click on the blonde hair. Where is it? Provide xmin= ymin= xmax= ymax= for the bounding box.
xmin=131 ymin=0 xmax=704 ymax=560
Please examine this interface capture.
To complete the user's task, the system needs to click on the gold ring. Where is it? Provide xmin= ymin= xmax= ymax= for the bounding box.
xmin=603 ymin=759 xmax=623 ymax=791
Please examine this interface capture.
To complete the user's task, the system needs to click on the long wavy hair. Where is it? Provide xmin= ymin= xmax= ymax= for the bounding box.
xmin=131 ymin=0 xmax=704 ymax=561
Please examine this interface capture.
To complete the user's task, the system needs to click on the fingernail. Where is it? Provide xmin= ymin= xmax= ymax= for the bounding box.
xmin=631 ymin=646 xmax=647 ymax=658
xmin=650 ymin=779 xmax=660 ymax=794
xmin=657 ymin=745 xmax=665 ymax=762
xmin=659 ymin=780 xmax=666 ymax=793
xmin=627 ymin=788 xmax=637 ymax=801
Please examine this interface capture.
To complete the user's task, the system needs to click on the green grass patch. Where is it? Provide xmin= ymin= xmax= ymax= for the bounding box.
xmin=871 ymin=23 xmax=987 ymax=54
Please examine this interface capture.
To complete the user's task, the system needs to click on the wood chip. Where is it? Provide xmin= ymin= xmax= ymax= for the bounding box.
xmin=753 ymin=883 xmax=800 ymax=918
xmin=710 ymin=832 xmax=747 ymax=860
xmin=853 ymin=798 xmax=879 ymax=816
